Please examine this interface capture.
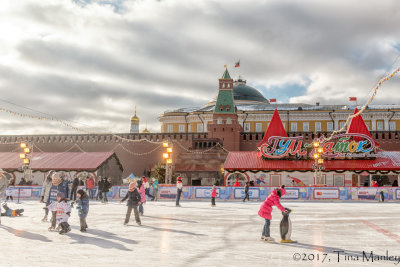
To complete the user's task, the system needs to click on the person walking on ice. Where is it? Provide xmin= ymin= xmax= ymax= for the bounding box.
xmin=258 ymin=185 xmax=288 ymax=242
xmin=120 ymin=181 xmax=141 ymax=226
xmin=243 ymin=182 xmax=250 ymax=202
xmin=76 ymin=189 xmax=89 ymax=232
xmin=176 ymin=176 xmax=183 ymax=207
xmin=211 ymin=185 xmax=217 ymax=207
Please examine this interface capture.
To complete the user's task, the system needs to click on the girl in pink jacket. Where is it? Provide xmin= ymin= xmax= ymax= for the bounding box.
xmin=258 ymin=185 xmax=287 ymax=242
xmin=137 ymin=180 xmax=146 ymax=215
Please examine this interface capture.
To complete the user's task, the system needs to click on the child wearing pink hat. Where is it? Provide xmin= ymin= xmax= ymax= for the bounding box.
xmin=258 ymin=185 xmax=288 ymax=242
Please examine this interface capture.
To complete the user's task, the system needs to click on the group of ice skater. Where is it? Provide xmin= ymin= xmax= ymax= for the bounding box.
xmin=1 ymin=169 xmax=292 ymax=243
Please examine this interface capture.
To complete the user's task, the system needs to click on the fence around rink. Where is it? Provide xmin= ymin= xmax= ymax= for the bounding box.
xmin=4 ymin=186 xmax=400 ymax=201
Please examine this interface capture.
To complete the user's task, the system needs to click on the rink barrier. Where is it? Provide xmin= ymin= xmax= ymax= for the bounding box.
xmin=5 ymin=186 xmax=400 ymax=201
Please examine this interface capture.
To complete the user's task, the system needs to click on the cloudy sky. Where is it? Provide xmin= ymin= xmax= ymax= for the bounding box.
xmin=0 ymin=0 xmax=399 ymax=135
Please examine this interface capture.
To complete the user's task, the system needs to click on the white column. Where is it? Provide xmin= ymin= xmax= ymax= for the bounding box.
xmin=371 ymin=119 xmax=377 ymax=131
xmin=334 ymin=118 xmax=339 ymax=130
xmin=369 ymin=174 xmax=372 ymax=186
xmin=357 ymin=175 xmax=360 ymax=187
xmin=384 ymin=119 xmax=389 ymax=131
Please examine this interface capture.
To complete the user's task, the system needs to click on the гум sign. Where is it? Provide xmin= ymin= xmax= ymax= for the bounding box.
xmin=260 ymin=133 xmax=376 ymax=159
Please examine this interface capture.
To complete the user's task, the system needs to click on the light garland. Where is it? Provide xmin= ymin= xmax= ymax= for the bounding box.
xmin=325 ymin=67 xmax=400 ymax=141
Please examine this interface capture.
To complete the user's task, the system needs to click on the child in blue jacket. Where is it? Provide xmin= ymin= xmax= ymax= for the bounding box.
xmin=76 ymin=189 xmax=89 ymax=232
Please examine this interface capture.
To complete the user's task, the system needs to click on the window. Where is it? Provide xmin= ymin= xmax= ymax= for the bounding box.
xmin=315 ymin=122 xmax=321 ymax=132
xmin=219 ymin=105 xmax=223 ymax=111
xmin=178 ymin=125 xmax=185 ymax=133
xmin=303 ymin=122 xmax=309 ymax=132
xmin=390 ymin=121 xmax=396 ymax=131
xmin=167 ymin=125 xmax=173 ymax=133
xmin=222 ymin=83 xmax=225 ymax=88
xmin=334 ymin=175 xmax=345 ymax=186
xmin=197 ymin=124 xmax=203 ymax=132
xmin=225 ymin=105 xmax=230 ymax=111
xmin=291 ymin=122 xmax=297 ymax=132
xmin=188 ymin=125 xmax=192 ymax=132
xmin=327 ymin=122 xmax=333 ymax=132
xmin=282 ymin=122 xmax=286 ymax=130
xmin=226 ymin=118 xmax=232 ymax=124
xmin=217 ymin=117 xmax=222 ymax=124
xmin=256 ymin=123 xmax=262 ymax=132
xmin=377 ymin=121 xmax=384 ymax=131
xmin=244 ymin=123 xmax=250 ymax=132
xmin=339 ymin=121 xmax=346 ymax=130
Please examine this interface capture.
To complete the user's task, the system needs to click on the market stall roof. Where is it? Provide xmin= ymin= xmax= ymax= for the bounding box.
xmin=0 ymin=152 xmax=122 ymax=171
xmin=224 ymin=151 xmax=400 ymax=172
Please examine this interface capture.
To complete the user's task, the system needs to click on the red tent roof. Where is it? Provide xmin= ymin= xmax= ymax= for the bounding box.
xmin=0 ymin=152 xmax=121 ymax=171
xmin=257 ymin=109 xmax=287 ymax=147
xmin=346 ymin=108 xmax=379 ymax=146
xmin=224 ymin=151 xmax=400 ymax=171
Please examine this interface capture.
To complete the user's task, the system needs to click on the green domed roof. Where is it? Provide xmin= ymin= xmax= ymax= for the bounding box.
xmin=233 ymin=83 xmax=268 ymax=102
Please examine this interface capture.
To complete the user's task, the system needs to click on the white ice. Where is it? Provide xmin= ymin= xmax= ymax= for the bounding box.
xmin=1 ymin=200 xmax=400 ymax=267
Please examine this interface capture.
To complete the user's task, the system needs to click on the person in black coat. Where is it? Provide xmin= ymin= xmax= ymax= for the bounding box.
xmin=70 ymin=175 xmax=80 ymax=201
xmin=120 ymin=181 xmax=141 ymax=226
xmin=243 ymin=182 xmax=250 ymax=202
xmin=96 ymin=177 xmax=103 ymax=201
xmin=101 ymin=177 xmax=111 ymax=203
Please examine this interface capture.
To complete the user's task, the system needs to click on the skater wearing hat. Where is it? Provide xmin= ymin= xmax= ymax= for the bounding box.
xmin=258 ymin=185 xmax=288 ymax=242
xmin=46 ymin=172 xmax=69 ymax=231
xmin=211 ymin=185 xmax=217 ymax=207
xmin=176 ymin=177 xmax=183 ymax=207
xmin=76 ymin=189 xmax=89 ymax=232
xmin=120 ymin=181 xmax=141 ymax=226
xmin=48 ymin=192 xmax=71 ymax=234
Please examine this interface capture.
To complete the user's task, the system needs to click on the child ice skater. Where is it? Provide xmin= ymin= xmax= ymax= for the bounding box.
xmin=258 ymin=185 xmax=287 ymax=242
xmin=211 ymin=185 xmax=217 ymax=207
xmin=1 ymin=203 xmax=24 ymax=216
xmin=120 ymin=181 xmax=141 ymax=226
xmin=76 ymin=189 xmax=89 ymax=232
xmin=48 ymin=192 xmax=71 ymax=234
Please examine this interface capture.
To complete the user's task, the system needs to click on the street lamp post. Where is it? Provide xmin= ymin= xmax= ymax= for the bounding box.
xmin=312 ymin=140 xmax=325 ymax=185
xmin=163 ymin=142 xmax=173 ymax=184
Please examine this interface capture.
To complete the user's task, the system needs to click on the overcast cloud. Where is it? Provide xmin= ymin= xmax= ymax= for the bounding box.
xmin=0 ymin=0 xmax=399 ymax=135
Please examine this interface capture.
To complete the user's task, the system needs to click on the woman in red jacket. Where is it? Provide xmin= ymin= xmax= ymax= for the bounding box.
xmin=211 ymin=185 xmax=217 ymax=207
xmin=258 ymin=185 xmax=287 ymax=242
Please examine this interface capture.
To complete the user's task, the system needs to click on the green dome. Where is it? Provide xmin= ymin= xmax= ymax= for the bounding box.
xmin=233 ymin=83 xmax=268 ymax=103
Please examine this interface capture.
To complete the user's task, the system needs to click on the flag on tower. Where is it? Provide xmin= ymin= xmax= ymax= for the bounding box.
xmin=235 ymin=60 xmax=240 ymax=68
xmin=349 ymin=97 xmax=357 ymax=101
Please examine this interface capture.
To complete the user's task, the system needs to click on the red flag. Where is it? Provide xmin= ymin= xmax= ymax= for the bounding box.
xmin=349 ymin=97 xmax=357 ymax=101
xmin=269 ymin=99 xmax=276 ymax=103
xmin=234 ymin=60 xmax=240 ymax=68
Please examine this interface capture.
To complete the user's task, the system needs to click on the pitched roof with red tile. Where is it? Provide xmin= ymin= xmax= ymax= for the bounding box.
xmin=0 ymin=152 xmax=122 ymax=171
xmin=224 ymin=151 xmax=400 ymax=171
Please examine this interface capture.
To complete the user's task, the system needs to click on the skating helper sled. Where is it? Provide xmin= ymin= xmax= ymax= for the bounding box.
xmin=280 ymin=208 xmax=296 ymax=243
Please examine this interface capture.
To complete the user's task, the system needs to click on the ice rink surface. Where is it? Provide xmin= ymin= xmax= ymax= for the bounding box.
xmin=1 ymin=200 xmax=400 ymax=267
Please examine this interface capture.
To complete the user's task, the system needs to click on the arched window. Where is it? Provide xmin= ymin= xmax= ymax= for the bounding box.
xmin=217 ymin=117 xmax=222 ymax=124
xmin=219 ymin=104 xmax=224 ymax=111
xmin=226 ymin=118 xmax=232 ymax=124
xmin=222 ymin=83 xmax=225 ymax=88
xmin=225 ymin=105 xmax=230 ymax=111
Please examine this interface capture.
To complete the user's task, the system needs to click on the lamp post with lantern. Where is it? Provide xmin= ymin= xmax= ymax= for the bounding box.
xmin=312 ymin=140 xmax=325 ymax=185
xmin=163 ymin=142 xmax=173 ymax=184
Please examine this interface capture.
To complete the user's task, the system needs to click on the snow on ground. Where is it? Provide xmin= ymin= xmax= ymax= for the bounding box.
xmin=1 ymin=200 xmax=400 ymax=267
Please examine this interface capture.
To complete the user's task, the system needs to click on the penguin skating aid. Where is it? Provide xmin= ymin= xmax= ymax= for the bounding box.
xmin=280 ymin=208 xmax=297 ymax=243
